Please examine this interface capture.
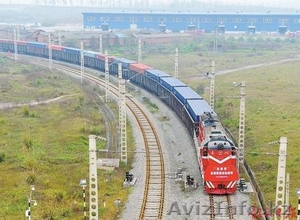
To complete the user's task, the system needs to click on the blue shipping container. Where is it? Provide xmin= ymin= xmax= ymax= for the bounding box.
xmin=84 ymin=50 xmax=98 ymax=58
xmin=27 ymin=42 xmax=47 ymax=48
xmin=186 ymin=99 xmax=213 ymax=123
xmin=159 ymin=77 xmax=186 ymax=92
xmin=63 ymin=47 xmax=80 ymax=54
xmin=174 ymin=86 xmax=202 ymax=105
xmin=114 ymin=57 xmax=136 ymax=69
xmin=145 ymin=69 xmax=171 ymax=82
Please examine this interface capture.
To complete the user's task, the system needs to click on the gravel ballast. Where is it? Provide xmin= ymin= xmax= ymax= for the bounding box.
xmin=121 ymin=88 xmax=252 ymax=220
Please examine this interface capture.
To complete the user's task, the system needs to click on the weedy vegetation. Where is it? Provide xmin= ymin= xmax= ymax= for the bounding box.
xmin=0 ymin=57 xmax=134 ymax=219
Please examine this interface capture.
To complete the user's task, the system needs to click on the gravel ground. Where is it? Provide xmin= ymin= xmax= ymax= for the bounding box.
xmin=120 ymin=88 xmax=252 ymax=220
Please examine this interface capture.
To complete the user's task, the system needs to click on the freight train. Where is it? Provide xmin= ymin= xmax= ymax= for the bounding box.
xmin=0 ymin=39 xmax=239 ymax=194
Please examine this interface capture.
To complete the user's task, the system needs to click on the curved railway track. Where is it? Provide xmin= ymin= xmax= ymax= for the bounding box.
xmin=22 ymin=56 xmax=165 ymax=219
xmin=126 ymin=100 xmax=165 ymax=219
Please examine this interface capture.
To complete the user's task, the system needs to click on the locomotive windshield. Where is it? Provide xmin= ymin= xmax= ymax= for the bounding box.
xmin=208 ymin=141 xmax=232 ymax=150
xmin=207 ymin=136 xmax=233 ymax=150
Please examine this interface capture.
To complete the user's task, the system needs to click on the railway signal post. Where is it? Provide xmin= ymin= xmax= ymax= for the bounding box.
xmin=185 ymin=174 xmax=197 ymax=191
xmin=25 ymin=185 xmax=37 ymax=220
xmin=296 ymin=189 xmax=300 ymax=220
xmin=79 ymin=179 xmax=87 ymax=220
xmin=174 ymin=168 xmax=184 ymax=183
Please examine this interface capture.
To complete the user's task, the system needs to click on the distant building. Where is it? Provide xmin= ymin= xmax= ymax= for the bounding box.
xmin=82 ymin=12 xmax=300 ymax=34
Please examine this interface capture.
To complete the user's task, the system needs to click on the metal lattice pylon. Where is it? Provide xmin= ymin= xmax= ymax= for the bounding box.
xmin=138 ymin=38 xmax=141 ymax=63
xmin=80 ymin=42 xmax=84 ymax=83
xmin=16 ymin=25 xmax=20 ymax=41
xmin=174 ymin=47 xmax=178 ymax=79
xmin=89 ymin=135 xmax=99 ymax=220
xmin=99 ymin=34 xmax=103 ymax=54
xmin=13 ymin=29 xmax=18 ymax=61
xmin=209 ymin=60 xmax=215 ymax=109
xmin=48 ymin=34 xmax=52 ymax=70
xmin=105 ymin=50 xmax=110 ymax=103
xmin=118 ymin=63 xmax=127 ymax=164
xmin=275 ymin=137 xmax=287 ymax=220
xmin=58 ymin=30 xmax=61 ymax=46
xmin=238 ymin=81 xmax=246 ymax=165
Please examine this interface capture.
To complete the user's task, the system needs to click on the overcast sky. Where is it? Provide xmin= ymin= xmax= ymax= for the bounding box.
xmin=0 ymin=0 xmax=299 ymax=8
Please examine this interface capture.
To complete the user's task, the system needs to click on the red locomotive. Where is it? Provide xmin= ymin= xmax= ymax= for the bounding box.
xmin=197 ymin=111 xmax=239 ymax=194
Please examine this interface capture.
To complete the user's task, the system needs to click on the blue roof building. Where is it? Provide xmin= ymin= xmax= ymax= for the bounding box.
xmin=82 ymin=11 xmax=300 ymax=33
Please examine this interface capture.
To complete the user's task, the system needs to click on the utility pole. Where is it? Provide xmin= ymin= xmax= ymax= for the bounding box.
xmin=105 ymin=49 xmax=110 ymax=103
xmin=118 ymin=63 xmax=127 ymax=164
xmin=174 ymin=47 xmax=178 ymax=79
xmin=209 ymin=60 xmax=215 ymax=109
xmin=214 ymin=26 xmax=218 ymax=52
xmin=238 ymin=81 xmax=246 ymax=166
xmin=99 ymin=34 xmax=103 ymax=54
xmin=48 ymin=33 xmax=52 ymax=70
xmin=137 ymin=38 xmax=142 ymax=63
xmin=58 ymin=30 xmax=61 ymax=46
xmin=80 ymin=41 xmax=84 ymax=83
xmin=13 ymin=29 xmax=18 ymax=61
xmin=17 ymin=25 xmax=20 ymax=41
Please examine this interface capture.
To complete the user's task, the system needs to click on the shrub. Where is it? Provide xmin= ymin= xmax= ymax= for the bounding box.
xmin=22 ymin=106 xmax=30 ymax=117
xmin=0 ymin=152 xmax=5 ymax=163
xmin=26 ymin=172 xmax=37 ymax=184
xmin=23 ymin=136 xmax=33 ymax=150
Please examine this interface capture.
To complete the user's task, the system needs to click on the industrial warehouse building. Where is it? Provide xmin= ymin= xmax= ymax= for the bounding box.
xmin=82 ymin=11 xmax=300 ymax=34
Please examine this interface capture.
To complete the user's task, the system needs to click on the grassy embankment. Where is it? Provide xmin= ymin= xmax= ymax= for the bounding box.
xmin=0 ymin=56 xmax=135 ymax=219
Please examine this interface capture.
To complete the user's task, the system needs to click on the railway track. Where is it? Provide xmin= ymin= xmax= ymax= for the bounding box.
xmin=126 ymin=100 xmax=165 ymax=219
xmin=209 ymin=194 xmax=234 ymax=220
xmin=23 ymin=56 xmax=165 ymax=219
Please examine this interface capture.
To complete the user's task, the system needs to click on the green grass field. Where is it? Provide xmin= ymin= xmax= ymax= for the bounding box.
xmin=0 ymin=57 xmax=134 ymax=219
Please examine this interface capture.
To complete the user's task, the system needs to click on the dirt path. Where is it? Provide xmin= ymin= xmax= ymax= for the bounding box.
xmin=216 ymin=57 xmax=300 ymax=76
xmin=188 ymin=57 xmax=300 ymax=80
xmin=0 ymin=94 xmax=76 ymax=110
